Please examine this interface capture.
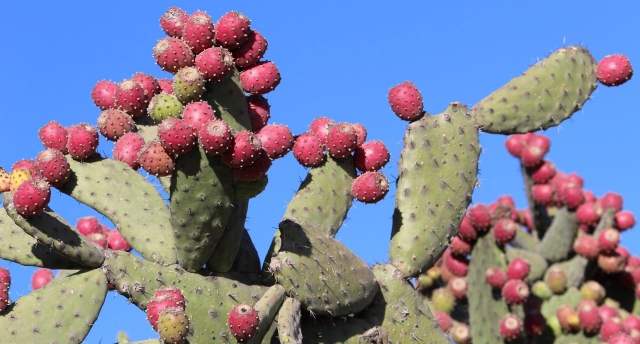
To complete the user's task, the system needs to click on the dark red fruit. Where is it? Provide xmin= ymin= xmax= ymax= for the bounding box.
xmin=597 ymin=54 xmax=633 ymax=87
xmin=246 ymin=95 xmax=270 ymax=132
xmin=232 ymin=149 xmax=272 ymax=182
xmin=195 ymin=46 xmax=234 ymax=82
xmin=138 ymin=140 xmax=176 ymax=177
xmin=227 ymin=302 xmax=260 ymax=342
xmin=13 ymin=176 xmax=51 ymax=217
xmin=308 ymin=117 xmax=335 ymax=146
xmin=91 ymin=80 xmax=118 ymax=110
xmin=159 ymin=6 xmax=188 ymax=37
xmin=507 ymin=258 xmax=531 ymax=281
xmin=467 ymin=204 xmax=491 ymax=231
xmin=239 ymin=61 xmax=281 ymax=95
xmin=221 ymin=131 xmax=263 ymax=169
xmin=97 ymin=109 xmax=137 ymax=141
xmin=214 ymin=12 xmax=251 ymax=48
xmin=38 ymin=121 xmax=68 ymax=154
xmin=292 ymin=132 xmax=325 ymax=167
xmin=183 ymin=11 xmax=215 ymax=54
xmin=354 ymin=140 xmax=390 ymax=172
xmin=31 ymin=268 xmax=54 ymax=290
xmin=351 ymin=171 xmax=389 ymax=204
xmin=255 ymin=124 xmax=294 ymax=160
xmin=198 ymin=119 xmax=232 ymax=155
xmin=233 ymin=30 xmax=268 ymax=69
xmin=504 ymin=133 xmax=532 ymax=158
xmin=387 ymin=81 xmax=423 ymax=121
xmin=35 ymin=148 xmax=70 ymax=187
xmin=113 ymin=132 xmax=145 ymax=170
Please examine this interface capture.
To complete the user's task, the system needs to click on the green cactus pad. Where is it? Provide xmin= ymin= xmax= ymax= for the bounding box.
xmin=0 ymin=269 xmax=108 ymax=343
xmin=169 ymin=146 xmax=235 ymax=272
xmin=278 ymin=297 xmax=303 ymax=344
xmin=300 ymin=315 xmax=375 ymax=344
xmin=540 ymin=287 xmax=581 ymax=319
xmin=234 ymin=176 xmax=268 ymax=200
xmin=467 ymin=231 xmax=510 ymax=343
xmin=148 ymin=93 xmax=184 ymax=123
xmin=537 ymin=206 xmax=578 ymax=263
xmin=506 ymin=247 xmax=548 ymax=284
xmin=207 ymin=199 xmax=248 ymax=273
xmin=472 ymin=46 xmax=597 ymax=134
xmin=390 ymin=102 xmax=479 ymax=278
xmin=201 ymin=71 xmax=252 ymax=132
xmin=2 ymin=193 xmax=104 ymax=268
xmin=0 ymin=208 xmax=83 ymax=269
xmin=57 ymin=154 xmax=176 ymax=265
xmin=510 ymin=224 xmax=539 ymax=252
xmin=231 ymin=229 xmax=262 ymax=274
xmin=270 ymin=219 xmax=378 ymax=317
xmin=358 ymin=264 xmax=449 ymax=343
xmin=246 ymin=285 xmax=286 ymax=344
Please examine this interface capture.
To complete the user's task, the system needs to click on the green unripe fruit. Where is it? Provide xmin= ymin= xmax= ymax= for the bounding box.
xmin=173 ymin=67 xmax=205 ymax=104
xmin=430 ymin=287 xmax=456 ymax=314
xmin=580 ymin=281 xmax=606 ymax=305
xmin=546 ymin=315 xmax=562 ymax=336
xmin=148 ymin=93 xmax=184 ymax=123
xmin=544 ymin=267 xmax=567 ymax=294
xmin=531 ymin=280 xmax=553 ymax=300
xmin=157 ymin=307 xmax=189 ymax=344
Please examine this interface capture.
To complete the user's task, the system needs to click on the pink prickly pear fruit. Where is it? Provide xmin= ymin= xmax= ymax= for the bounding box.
xmin=499 ymin=313 xmax=522 ymax=341
xmin=354 ymin=140 xmax=390 ymax=172
xmin=12 ymin=159 xmax=43 ymax=178
xmin=444 ymin=250 xmax=469 ymax=277
xmin=131 ymin=72 xmax=161 ymax=102
xmin=520 ymin=145 xmax=546 ymax=168
xmin=502 ymin=279 xmax=529 ymax=305
xmin=182 ymin=11 xmax=215 ymax=54
xmin=447 ymin=277 xmax=468 ymax=299
xmin=38 ymin=120 xmax=68 ymax=154
xmin=529 ymin=160 xmax=556 ymax=184
xmin=292 ymin=132 xmax=325 ymax=167
xmin=598 ymin=250 xmax=627 ymax=274
xmin=560 ymin=183 xmax=584 ymax=210
xmin=578 ymin=299 xmax=603 ymax=333
xmin=214 ymin=12 xmax=251 ymax=48
xmin=326 ymin=123 xmax=358 ymax=159
xmin=545 ymin=267 xmax=568 ymax=294
xmin=524 ymin=310 xmax=545 ymax=337
xmin=232 ymin=149 xmax=272 ymax=182
xmin=221 ymin=131 xmax=263 ymax=169
xmin=146 ymin=295 xmax=183 ymax=331
xmin=583 ymin=190 xmax=597 ymax=203
xmin=449 ymin=236 xmax=473 ymax=256
xmin=198 ymin=119 xmax=233 ymax=155
xmin=351 ymin=123 xmax=367 ymax=147
xmin=153 ymin=37 xmax=195 ymax=74
xmin=458 ymin=215 xmax=478 ymax=241
xmin=576 ymin=202 xmax=603 ymax=227
xmin=115 ymin=80 xmax=147 ymax=118
xmin=113 ymin=132 xmax=145 ymax=170
xmin=504 ymin=133 xmax=533 ymax=158
xmin=159 ymin=6 xmax=188 ymax=38
xmin=154 ymin=286 xmax=186 ymax=308
xmin=31 ymin=268 xmax=54 ymax=290
xmin=387 ymin=81 xmax=424 ymax=121
xmin=35 ymin=149 xmax=70 ymax=187
xmin=597 ymin=54 xmax=633 ymax=87
xmin=624 ymin=315 xmax=640 ymax=334
xmin=106 ymin=229 xmax=131 ymax=251
xmin=13 ymin=176 xmax=51 ymax=216
xmin=97 ymin=109 xmax=137 ymax=141
xmin=76 ymin=216 xmax=102 ymax=236
xmin=138 ymin=140 xmax=175 ymax=177
xmin=308 ymin=117 xmax=335 ymax=146
xmin=507 ymin=258 xmax=531 ymax=281
xmin=467 ymin=204 xmax=491 ymax=232
xmin=493 ymin=218 xmax=518 ymax=245
xmin=247 ymin=95 xmax=271 ymax=132
xmin=232 ymin=30 xmax=268 ymax=69
xmin=256 ymin=124 xmax=294 ymax=160
xmin=87 ymin=232 xmax=107 ymax=248
xmin=183 ymin=101 xmax=216 ymax=133
xmin=157 ymin=117 xmax=196 ymax=156
xmin=433 ymin=310 xmax=452 ymax=332
xmin=351 ymin=171 xmax=389 ymax=204
xmin=608 ymin=332 xmax=636 ymax=344
xmin=531 ymin=184 xmax=554 ymax=206
xmin=599 ymin=305 xmax=621 ymax=324
xmin=0 ymin=267 xmax=9 ymax=312
xmin=557 ymin=305 xmax=581 ymax=332
xmin=615 ymin=211 xmax=635 ymax=231
xmin=195 ymin=46 xmax=234 ymax=82
xmin=598 ymin=228 xmax=621 ymax=253
xmin=91 ymin=80 xmax=118 ymax=110
xmin=574 ymin=233 xmax=600 ymax=260
xmin=158 ymin=78 xmax=174 ymax=94
xmin=600 ymin=192 xmax=624 ymax=212
xmin=66 ymin=123 xmax=99 ymax=160
xmin=601 ymin=317 xmax=626 ymax=341
xmin=227 ymin=302 xmax=260 ymax=342
xmin=240 ymin=61 xmax=281 ymax=95
xmin=566 ymin=172 xmax=584 ymax=188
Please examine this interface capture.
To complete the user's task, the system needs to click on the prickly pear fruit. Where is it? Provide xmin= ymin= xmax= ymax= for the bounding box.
xmin=615 ymin=211 xmax=635 ymax=231
xmin=506 ymin=258 xmax=531 ymax=281
xmin=0 ymin=267 xmax=9 ymax=312
xmin=450 ymin=323 xmax=471 ymax=344
xmin=597 ymin=54 xmax=633 ymax=86
xmin=148 ymin=93 xmax=184 ymax=123
xmin=431 ymin=287 xmax=456 ymax=314
xmin=504 ymin=133 xmax=532 ymax=158
xmin=31 ymin=268 xmax=54 ymax=290
xmin=160 ymin=6 xmax=188 ymax=37
xmin=12 ymin=160 xmax=42 ymax=179
xmin=38 ymin=120 xmax=69 ymax=154
xmin=233 ymin=30 xmax=268 ymax=69
xmin=97 ymin=109 xmax=137 ymax=141
xmin=214 ymin=11 xmax=251 ymax=48
xmin=221 ymin=131 xmax=263 ymax=168
xmin=467 ymin=204 xmax=491 ymax=232
xmin=326 ymin=122 xmax=358 ymax=159
xmin=351 ymin=171 xmax=389 ymax=204
xmin=13 ymin=176 xmax=51 ymax=216
xmin=353 ymin=140 xmax=390 ymax=172
xmin=502 ymin=279 xmax=529 ymax=305
xmin=131 ymin=72 xmax=161 ymax=101
xmin=197 ymin=119 xmax=233 ymax=155
xmin=499 ymin=314 xmax=522 ymax=341
xmin=600 ymin=192 xmax=624 ymax=212
xmin=232 ymin=149 xmax=272 ymax=182
xmin=91 ymin=80 xmax=118 ymax=110
xmin=545 ymin=267 xmax=568 ymax=294
xmin=157 ymin=307 xmax=190 ymax=344
xmin=247 ymin=95 xmax=270 ymax=131
xmin=308 ymin=117 xmax=335 ymax=146
xmin=387 ymin=81 xmax=424 ymax=121
xmin=182 ymin=11 xmax=214 ymax=54
xmin=194 ymin=46 xmax=234 ymax=82
xmin=115 ymin=79 xmax=147 ymax=118
xmin=598 ymin=228 xmax=621 ymax=253
xmin=578 ymin=299 xmax=603 ymax=333
xmin=66 ymin=123 xmax=99 ymax=160
xmin=239 ymin=61 xmax=281 ymax=95
xmin=0 ymin=167 xmax=9 ymax=193
xmin=146 ymin=295 xmax=184 ymax=331
xmin=444 ymin=250 xmax=469 ymax=277
xmin=75 ymin=216 xmax=102 ymax=236
xmin=292 ymin=132 xmax=324 ymax=167
xmin=493 ymin=218 xmax=517 ymax=245
xmin=87 ymin=232 xmax=107 ymax=248
xmin=227 ymin=302 xmax=260 ymax=342
xmin=449 ymin=236 xmax=473 ymax=256
xmin=35 ymin=148 xmax=70 ymax=187
xmin=106 ymin=229 xmax=132 ymax=251
xmin=173 ymin=67 xmax=205 ymax=104
xmin=138 ymin=140 xmax=176 ymax=177
xmin=158 ymin=78 xmax=174 ymax=94
xmin=182 ymin=101 xmax=215 ymax=132
xmin=153 ymin=37 xmax=195 ymax=73
xmin=157 ymin=117 xmax=196 ymax=155
xmin=486 ymin=267 xmax=508 ymax=289
xmin=448 ymin=277 xmax=468 ymax=299
xmin=255 ymin=124 xmax=294 ymax=159
xmin=154 ymin=287 xmax=186 ymax=308
xmin=113 ymin=132 xmax=145 ymax=170
xmin=574 ymin=233 xmax=600 ymax=260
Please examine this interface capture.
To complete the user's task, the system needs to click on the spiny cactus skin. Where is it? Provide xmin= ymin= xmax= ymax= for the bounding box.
xmin=0 ymin=5 xmax=636 ymax=344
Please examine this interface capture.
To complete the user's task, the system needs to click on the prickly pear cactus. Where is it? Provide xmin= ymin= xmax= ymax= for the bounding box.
xmin=0 ymin=5 xmax=636 ymax=344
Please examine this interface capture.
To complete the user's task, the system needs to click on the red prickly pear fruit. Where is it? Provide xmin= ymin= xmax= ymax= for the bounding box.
xmin=387 ymin=81 xmax=424 ymax=121
xmin=440 ymin=263 xmax=454 ymax=284
xmin=351 ymin=123 xmax=367 ymax=147
xmin=354 ymin=140 xmax=390 ymax=172
xmin=528 ymin=134 xmax=551 ymax=152
xmin=214 ymin=12 xmax=251 ymax=48
xmin=598 ymin=228 xmax=621 ymax=253
xmin=520 ymin=145 xmax=546 ymax=168
xmin=615 ymin=211 xmax=635 ymax=231
xmin=624 ymin=315 xmax=640 ymax=334
xmin=159 ymin=6 xmax=188 ymax=38
xmin=183 ymin=101 xmax=215 ymax=133
xmin=292 ymin=132 xmax=325 ymax=167
xmin=12 ymin=159 xmax=43 ymax=178
xmin=239 ymin=61 xmax=281 ymax=95
xmin=91 ymin=80 xmax=118 ymax=110
xmin=447 ymin=277 xmax=468 ymax=299
xmin=113 ymin=132 xmax=145 ymax=170
xmin=131 ymin=72 xmax=161 ymax=101
xmin=154 ymin=286 xmax=186 ymax=308
xmin=524 ymin=310 xmax=545 ymax=337
xmin=232 ymin=149 xmax=272 ymax=182
xmin=38 ymin=120 xmax=69 ymax=154
xmin=486 ymin=267 xmax=508 ymax=288
xmin=138 ymin=140 xmax=176 ymax=177
xmin=351 ymin=171 xmax=389 ymax=204
xmin=560 ymin=183 xmax=584 ymax=210
xmin=35 ymin=149 xmax=70 ymax=187
xmin=195 ymin=46 xmax=234 ymax=82
xmin=75 ymin=217 xmax=102 ymax=237
xmin=326 ymin=123 xmax=358 ymax=159
xmin=198 ymin=119 xmax=232 ymax=155
xmin=458 ymin=215 xmax=477 ymax=241
xmin=578 ymin=299 xmax=602 ymax=333
xmin=450 ymin=323 xmax=471 ymax=344
xmin=182 ymin=11 xmax=215 ymax=54
xmin=519 ymin=209 xmax=533 ymax=230
xmin=566 ymin=172 xmax=584 ymax=188
xmin=106 ymin=229 xmax=131 ymax=251
xmin=308 ymin=117 xmax=335 ymax=146
xmin=545 ymin=267 xmax=568 ymax=294
xmin=227 ymin=302 xmax=260 ymax=342
xmin=597 ymin=54 xmax=633 ymax=87
xmin=529 ymin=160 xmax=556 ymax=184
xmin=600 ymin=192 xmax=624 ymax=212
xmin=583 ymin=190 xmax=597 ymax=203
xmin=557 ymin=305 xmax=581 ymax=332
xmin=153 ymin=37 xmax=195 ymax=74
xmin=489 ymin=201 xmax=514 ymax=224
xmin=232 ymin=30 xmax=268 ymax=69
xmin=158 ymin=117 xmax=197 ymax=156
xmin=599 ymin=306 xmax=621 ymax=324
xmin=574 ymin=233 xmax=600 ymax=260
xmin=576 ymin=202 xmax=603 ymax=227
xmin=502 ymin=279 xmax=529 ymax=305
xmin=499 ymin=313 xmax=522 ymax=341
xmin=504 ymin=133 xmax=533 ymax=158
xmin=13 ymin=176 xmax=51 ymax=217
xmin=97 ymin=109 xmax=137 ymax=141
xmin=146 ymin=295 xmax=183 ymax=331
xmin=493 ymin=218 xmax=517 ymax=245
xmin=31 ymin=268 xmax=54 ymax=290
xmin=608 ymin=332 xmax=636 ymax=344
xmin=601 ymin=317 xmax=626 ymax=341
xmin=433 ymin=310 xmax=452 ymax=332
xmin=444 ymin=250 xmax=469 ymax=277
xmin=628 ymin=255 xmax=640 ymax=270
xmin=115 ymin=80 xmax=147 ymax=118
xmin=0 ymin=267 xmax=9 ymax=312
xmin=467 ymin=204 xmax=491 ymax=232
xmin=449 ymin=236 xmax=473 ymax=256
xmin=87 ymin=232 xmax=107 ymax=248
xmin=598 ymin=250 xmax=627 ymax=274
xmin=66 ymin=123 xmax=99 ymax=160
xmin=507 ymin=258 xmax=531 ymax=281
xmin=221 ymin=131 xmax=263 ymax=168
xmin=246 ymin=95 xmax=270 ymax=132
xmin=255 ymin=124 xmax=294 ymax=160
xmin=531 ymin=184 xmax=554 ymax=205
xmin=158 ymin=78 xmax=174 ymax=94
xmin=496 ymin=195 xmax=516 ymax=208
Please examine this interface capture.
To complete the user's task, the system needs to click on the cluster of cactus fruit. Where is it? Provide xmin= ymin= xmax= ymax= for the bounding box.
xmin=0 ymin=4 xmax=635 ymax=344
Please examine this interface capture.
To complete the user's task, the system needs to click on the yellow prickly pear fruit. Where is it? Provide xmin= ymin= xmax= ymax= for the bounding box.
xmin=10 ymin=168 xmax=32 ymax=194
xmin=0 ymin=167 xmax=10 ymax=192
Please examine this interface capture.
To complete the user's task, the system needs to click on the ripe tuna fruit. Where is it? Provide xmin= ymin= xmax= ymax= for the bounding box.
xmin=159 ymin=6 xmax=188 ymax=37
xmin=31 ymin=268 xmax=54 ymax=290
xmin=232 ymin=149 xmax=272 ymax=182
xmin=182 ymin=101 xmax=215 ymax=132
xmin=221 ymin=131 xmax=263 ymax=168
xmin=351 ymin=123 xmax=367 ymax=147
xmin=615 ymin=211 xmax=636 ymax=231
xmin=66 ymin=123 xmax=99 ymax=160
xmin=38 ymin=120 xmax=68 ymax=153
xmin=91 ymin=80 xmax=118 ymax=110
xmin=146 ymin=295 xmax=184 ymax=331
xmin=13 ymin=176 xmax=51 ymax=216
xmin=157 ymin=117 xmax=196 ymax=155
xmin=227 ymin=302 xmax=260 ymax=342
xmin=158 ymin=78 xmax=174 ymax=94
xmin=214 ymin=11 xmax=251 ymax=48
xmin=153 ymin=37 xmax=195 ymax=74
xmin=504 ymin=133 xmax=532 ymax=158
xmin=597 ymin=54 xmax=633 ymax=87
xmin=97 ymin=109 xmax=137 ymax=141
xmin=233 ymin=30 xmax=268 ymax=69
xmin=387 ymin=81 xmax=424 ymax=121
xmin=138 ymin=140 xmax=176 ymax=177
xmin=182 ymin=11 xmax=215 ymax=54
xmin=292 ymin=132 xmax=325 ymax=167
xmin=256 ymin=124 xmax=294 ymax=159
xmin=35 ymin=148 xmax=70 ymax=187
xmin=467 ymin=204 xmax=492 ymax=232
xmin=326 ymin=123 xmax=358 ymax=159
xmin=76 ymin=216 xmax=102 ymax=236
xmin=115 ymin=80 xmax=147 ymax=118
xmin=113 ymin=132 xmax=145 ymax=170
xmin=194 ymin=46 xmax=234 ymax=82
xmin=499 ymin=314 xmax=522 ymax=341
xmin=0 ymin=167 xmax=9 ymax=193
xmin=239 ymin=61 xmax=281 ymax=95
xmin=12 ymin=159 xmax=43 ymax=178
xmin=486 ymin=267 xmax=508 ymax=289
xmin=198 ymin=119 xmax=233 ymax=155
xmin=247 ymin=95 xmax=270 ymax=132
xmin=354 ymin=140 xmax=390 ymax=172
xmin=502 ymin=279 xmax=529 ymax=305
xmin=308 ymin=117 xmax=335 ymax=146
xmin=131 ymin=72 xmax=161 ymax=101
xmin=506 ymin=258 xmax=531 ymax=281
xmin=106 ymin=229 xmax=131 ymax=251
xmin=351 ymin=171 xmax=390 ymax=204
xmin=87 ymin=232 xmax=108 ymax=248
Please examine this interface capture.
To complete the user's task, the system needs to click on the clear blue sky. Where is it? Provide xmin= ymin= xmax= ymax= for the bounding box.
xmin=1 ymin=1 xmax=639 ymax=342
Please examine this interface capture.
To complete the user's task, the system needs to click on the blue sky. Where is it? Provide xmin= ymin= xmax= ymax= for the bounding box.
xmin=1 ymin=1 xmax=639 ymax=342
